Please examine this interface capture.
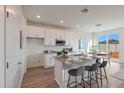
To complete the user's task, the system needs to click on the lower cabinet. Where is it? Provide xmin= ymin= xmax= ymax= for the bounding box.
xmin=42 ymin=53 xmax=57 ymax=68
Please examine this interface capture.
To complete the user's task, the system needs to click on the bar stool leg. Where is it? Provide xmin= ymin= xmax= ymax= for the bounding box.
xmin=103 ymin=68 xmax=108 ymax=84
xmin=81 ymin=75 xmax=85 ymax=88
xmin=92 ymin=71 xmax=93 ymax=76
xmin=67 ymin=74 xmax=71 ymax=88
xmin=90 ymin=71 xmax=92 ymax=88
xmin=95 ymin=71 xmax=99 ymax=88
xmin=75 ymin=76 xmax=77 ymax=88
xmin=100 ymin=68 xmax=102 ymax=87
xmin=88 ymin=71 xmax=90 ymax=82
xmin=108 ymin=58 xmax=111 ymax=65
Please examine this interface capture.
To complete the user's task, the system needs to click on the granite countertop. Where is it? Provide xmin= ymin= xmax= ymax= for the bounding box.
xmin=54 ymin=56 xmax=96 ymax=65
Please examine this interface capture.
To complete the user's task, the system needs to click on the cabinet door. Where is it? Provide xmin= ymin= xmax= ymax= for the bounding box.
xmin=27 ymin=26 xmax=36 ymax=37
xmin=45 ymin=54 xmax=54 ymax=67
xmin=44 ymin=29 xmax=51 ymax=45
xmin=43 ymin=54 xmax=56 ymax=68
xmin=56 ymin=30 xmax=65 ymax=40
xmin=27 ymin=25 xmax=45 ymax=38
xmin=0 ymin=5 xmax=4 ymax=88
xmin=65 ymin=31 xmax=73 ymax=46
xmin=44 ymin=29 xmax=56 ymax=45
xmin=45 ymin=55 xmax=52 ymax=66
xmin=36 ymin=27 xmax=45 ymax=38
xmin=72 ymin=32 xmax=80 ymax=51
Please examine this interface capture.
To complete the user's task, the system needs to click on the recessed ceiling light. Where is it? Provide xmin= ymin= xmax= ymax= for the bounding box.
xmin=36 ymin=15 xmax=40 ymax=18
xmin=76 ymin=25 xmax=80 ymax=27
xmin=60 ymin=20 xmax=63 ymax=23
xmin=96 ymin=24 xmax=102 ymax=27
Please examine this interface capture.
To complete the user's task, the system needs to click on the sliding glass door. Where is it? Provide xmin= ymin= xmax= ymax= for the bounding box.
xmin=97 ymin=33 xmax=119 ymax=59
xmin=98 ymin=35 xmax=107 ymax=52
xmin=108 ymin=34 xmax=119 ymax=59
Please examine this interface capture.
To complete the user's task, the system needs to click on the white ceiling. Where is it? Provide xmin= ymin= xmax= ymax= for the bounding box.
xmin=22 ymin=5 xmax=124 ymax=33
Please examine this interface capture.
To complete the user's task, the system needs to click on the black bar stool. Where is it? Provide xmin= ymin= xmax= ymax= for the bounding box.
xmin=67 ymin=66 xmax=85 ymax=88
xmin=97 ymin=60 xmax=108 ymax=87
xmin=84 ymin=63 xmax=99 ymax=88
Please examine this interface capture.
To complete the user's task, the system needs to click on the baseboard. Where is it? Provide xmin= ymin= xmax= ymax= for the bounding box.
xmin=55 ymin=78 xmax=68 ymax=88
xmin=19 ymin=72 xmax=24 ymax=88
xmin=55 ymin=78 xmax=60 ymax=88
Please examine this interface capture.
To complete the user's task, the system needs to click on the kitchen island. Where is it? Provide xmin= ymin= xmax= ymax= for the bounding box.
xmin=54 ymin=56 xmax=96 ymax=88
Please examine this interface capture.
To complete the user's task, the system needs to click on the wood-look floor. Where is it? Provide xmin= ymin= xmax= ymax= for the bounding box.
xmin=21 ymin=61 xmax=124 ymax=88
xmin=21 ymin=66 xmax=59 ymax=88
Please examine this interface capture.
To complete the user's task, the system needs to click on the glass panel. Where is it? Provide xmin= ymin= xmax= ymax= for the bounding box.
xmin=108 ymin=34 xmax=119 ymax=44
xmin=98 ymin=35 xmax=107 ymax=52
xmin=108 ymin=34 xmax=119 ymax=59
xmin=80 ymin=40 xmax=88 ymax=50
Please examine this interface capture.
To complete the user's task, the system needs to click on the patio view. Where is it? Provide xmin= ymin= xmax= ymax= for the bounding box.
xmin=98 ymin=33 xmax=119 ymax=59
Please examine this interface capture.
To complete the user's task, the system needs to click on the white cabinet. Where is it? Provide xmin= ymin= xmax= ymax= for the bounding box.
xmin=72 ymin=32 xmax=81 ymax=51
xmin=44 ymin=29 xmax=56 ymax=45
xmin=65 ymin=31 xmax=74 ymax=46
xmin=56 ymin=30 xmax=65 ymax=40
xmin=27 ymin=25 xmax=45 ymax=38
xmin=43 ymin=53 xmax=57 ymax=68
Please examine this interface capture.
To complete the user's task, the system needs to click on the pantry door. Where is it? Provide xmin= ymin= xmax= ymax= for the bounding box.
xmin=5 ymin=5 xmax=20 ymax=87
xmin=0 ymin=5 xmax=5 ymax=88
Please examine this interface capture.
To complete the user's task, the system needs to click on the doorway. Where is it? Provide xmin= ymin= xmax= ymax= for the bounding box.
xmin=27 ymin=37 xmax=44 ymax=68
xmin=98 ymin=33 xmax=120 ymax=62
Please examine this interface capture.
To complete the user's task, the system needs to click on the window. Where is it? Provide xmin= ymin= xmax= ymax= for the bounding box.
xmin=98 ymin=35 xmax=107 ymax=52
xmin=97 ymin=33 xmax=120 ymax=59
xmin=108 ymin=34 xmax=119 ymax=44
xmin=79 ymin=40 xmax=88 ymax=50
xmin=108 ymin=34 xmax=119 ymax=58
xmin=79 ymin=39 xmax=92 ymax=52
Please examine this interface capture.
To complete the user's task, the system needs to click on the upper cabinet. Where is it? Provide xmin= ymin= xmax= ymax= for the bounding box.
xmin=27 ymin=25 xmax=45 ymax=38
xmin=65 ymin=31 xmax=74 ymax=46
xmin=44 ymin=29 xmax=66 ymax=45
xmin=55 ymin=30 xmax=65 ymax=40
xmin=26 ymin=25 xmax=84 ymax=49
xmin=44 ymin=29 xmax=57 ymax=45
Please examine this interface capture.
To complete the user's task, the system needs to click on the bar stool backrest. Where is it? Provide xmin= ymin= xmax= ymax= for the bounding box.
xmin=96 ymin=58 xmax=101 ymax=63
xmin=91 ymin=63 xmax=98 ymax=71
xmin=76 ymin=66 xmax=85 ymax=76
xmin=101 ymin=61 xmax=107 ymax=67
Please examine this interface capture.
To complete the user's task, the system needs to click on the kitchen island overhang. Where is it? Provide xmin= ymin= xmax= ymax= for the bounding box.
xmin=54 ymin=56 xmax=96 ymax=88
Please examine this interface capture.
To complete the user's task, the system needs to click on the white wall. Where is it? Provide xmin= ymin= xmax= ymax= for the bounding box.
xmin=95 ymin=27 xmax=124 ymax=63
xmin=17 ymin=6 xmax=27 ymax=87
xmin=0 ymin=5 xmax=5 ymax=88
xmin=27 ymin=38 xmax=44 ymax=68
xmin=118 ymin=28 xmax=124 ymax=63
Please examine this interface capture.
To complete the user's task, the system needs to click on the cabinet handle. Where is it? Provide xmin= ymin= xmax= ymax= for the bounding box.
xmin=18 ymin=62 xmax=22 ymax=65
xmin=6 ymin=62 xmax=9 ymax=69
xmin=6 ymin=11 xmax=9 ymax=18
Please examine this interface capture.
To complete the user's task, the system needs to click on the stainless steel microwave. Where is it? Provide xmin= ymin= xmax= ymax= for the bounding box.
xmin=55 ymin=39 xmax=65 ymax=46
